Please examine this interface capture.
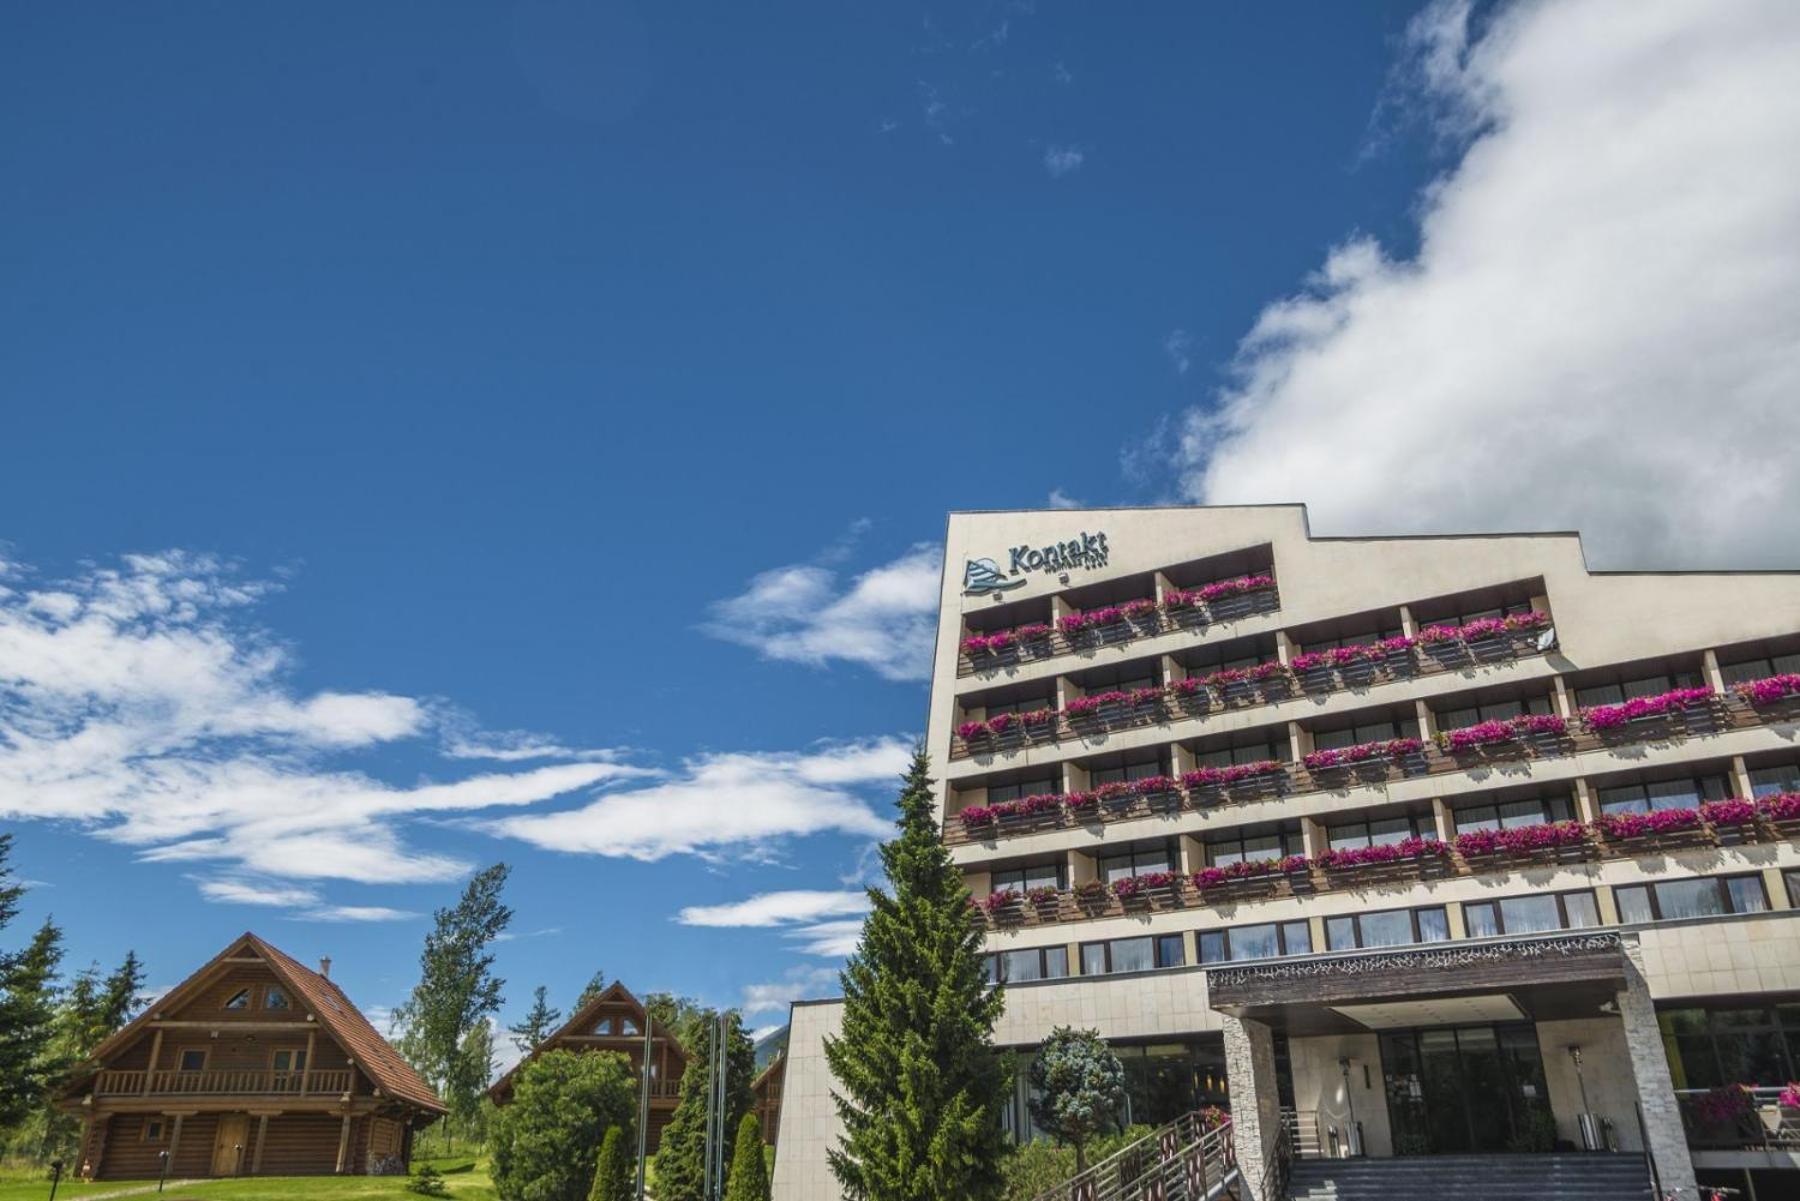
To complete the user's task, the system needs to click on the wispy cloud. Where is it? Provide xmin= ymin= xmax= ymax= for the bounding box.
xmin=1163 ymin=329 xmax=1193 ymax=376
xmin=702 ymin=543 xmax=942 ymax=682
xmin=781 ymin=919 xmax=866 ymax=958
xmin=194 ymin=876 xmax=417 ymax=923
xmin=486 ymin=738 xmax=909 ymax=863
xmin=1043 ymin=144 xmax=1086 ymax=179
xmin=676 ymin=890 xmax=870 ymax=929
xmin=1047 ymin=488 xmax=1083 ymax=510
xmin=741 ymin=965 xmax=842 ymax=1017
xmin=1174 ymin=0 xmax=1800 ymax=568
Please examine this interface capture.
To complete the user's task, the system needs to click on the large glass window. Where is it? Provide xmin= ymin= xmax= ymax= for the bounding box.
xmin=1205 ymin=830 xmax=1296 ymax=866
xmin=1574 ymin=669 xmax=1704 ymax=709
xmin=1326 ymin=906 xmax=1450 ymax=951
xmin=1326 ymin=816 xmax=1434 ymax=850
xmin=1089 ymin=758 xmax=1166 ymax=787
xmin=1751 ymin=764 xmax=1800 ymax=797
xmin=1454 ymin=793 xmax=1576 ymax=833
xmin=985 ymin=777 xmax=1060 ymax=804
xmin=1312 ymin=715 xmax=1420 ymax=752
xmin=1193 ymin=737 xmax=1287 ymax=768
xmin=991 ymin=863 xmax=1066 ymax=893
xmin=1659 ymin=1004 xmax=1800 ymax=1090
xmin=985 ymin=946 xmax=1070 ymax=985
xmin=1596 ymin=775 xmax=1730 ymax=814
xmin=1615 ymin=875 xmax=1768 ymax=923
xmin=1720 ymin=653 xmax=1800 ymax=684
xmin=1197 ymin=921 xmax=1311 ymax=964
xmin=1463 ymin=891 xmax=1599 ymax=938
xmin=1080 ymin=935 xmax=1183 ymax=975
xmin=1098 ymin=842 xmax=1174 ymax=884
xmin=1436 ymin=694 xmax=1555 ymax=731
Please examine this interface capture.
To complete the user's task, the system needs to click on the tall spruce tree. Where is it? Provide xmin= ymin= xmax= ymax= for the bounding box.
xmin=823 ymin=750 xmax=1010 ymax=1201
xmin=508 ymin=984 xmax=563 ymax=1054
xmin=653 ymin=1010 xmax=754 ymax=1201
xmin=0 ymin=918 xmax=65 ymax=1129
xmin=576 ymin=970 xmax=608 ymax=1010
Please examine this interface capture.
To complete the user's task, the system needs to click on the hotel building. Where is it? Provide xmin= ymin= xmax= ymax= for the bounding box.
xmin=772 ymin=505 xmax=1800 ymax=1201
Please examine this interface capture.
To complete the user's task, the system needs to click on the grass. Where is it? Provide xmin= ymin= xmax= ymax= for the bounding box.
xmin=0 ymin=1156 xmax=494 ymax=1201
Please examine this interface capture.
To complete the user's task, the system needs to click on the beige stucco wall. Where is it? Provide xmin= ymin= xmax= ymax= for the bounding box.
xmin=1289 ymin=1033 xmax=1393 ymax=1158
xmin=770 ymin=1001 xmax=845 ymax=1201
xmin=1535 ymin=1018 xmax=1643 ymax=1152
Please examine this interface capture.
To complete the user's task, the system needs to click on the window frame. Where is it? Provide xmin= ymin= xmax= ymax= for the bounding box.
xmin=177 ymin=1048 xmax=208 ymax=1073
xmin=143 ymin=1119 xmax=166 ymax=1143
xmin=1324 ymin=905 xmax=1451 ymax=951
xmin=985 ymin=945 xmax=1071 ymax=985
xmin=1078 ymin=934 xmax=1185 ymax=976
xmin=1614 ymin=874 xmax=1770 ymax=923
xmin=270 ymin=1048 xmax=309 ymax=1074
xmin=1197 ymin=920 xmax=1313 ymax=964
xmin=264 ymin=986 xmax=289 ymax=1011
xmin=1462 ymin=889 xmax=1600 ymax=938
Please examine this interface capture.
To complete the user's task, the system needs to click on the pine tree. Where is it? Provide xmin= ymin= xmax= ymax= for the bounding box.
xmin=823 ymin=750 xmax=1010 ymax=1201
xmin=653 ymin=1011 xmax=754 ymax=1201
xmin=724 ymin=1112 xmax=769 ymax=1201
xmin=590 ymin=1125 xmax=632 ymax=1201
xmin=98 ymin=951 xmax=145 ymax=1032
xmin=509 ymin=984 xmax=563 ymax=1054
xmin=0 ymin=917 xmax=65 ymax=1128
xmin=1028 ymin=1027 xmax=1125 ymax=1173
xmin=576 ymin=970 xmax=608 ymax=1010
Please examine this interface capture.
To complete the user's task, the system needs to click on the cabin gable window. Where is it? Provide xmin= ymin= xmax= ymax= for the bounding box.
xmin=223 ymin=988 xmax=251 ymax=1011
xmin=143 ymin=1120 xmax=166 ymax=1143
xmin=264 ymin=986 xmax=289 ymax=1011
xmin=177 ymin=1049 xmax=207 ymax=1072
xmin=272 ymin=1048 xmax=308 ymax=1073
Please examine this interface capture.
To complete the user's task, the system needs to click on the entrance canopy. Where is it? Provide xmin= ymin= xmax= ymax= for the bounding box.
xmin=1206 ymin=931 xmax=1627 ymax=1035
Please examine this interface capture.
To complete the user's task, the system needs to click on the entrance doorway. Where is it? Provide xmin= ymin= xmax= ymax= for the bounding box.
xmin=1380 ymin=1023 xmax=1555 ymax=1154
xmin=211 ymin=1115 xmax=249 ymax=1177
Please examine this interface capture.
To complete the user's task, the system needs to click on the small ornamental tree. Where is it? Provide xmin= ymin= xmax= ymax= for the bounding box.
xmin=489 ymin=1049 xmax=636 ymax=1201
xmin=725 ymin=1113 xmax=770 ymax=1201
xmin=591 ymin=1125 xmax=633 ymax=1201
xmin=1028 ymin=1027 xmax=1126 ymax=1174
xmin=824 ymin=750 xmax=1011 ymax=1201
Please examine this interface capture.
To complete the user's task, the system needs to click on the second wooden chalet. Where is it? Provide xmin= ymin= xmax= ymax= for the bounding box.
xmin=487 ymin=981 xmax=688 ymax=1151
xmin=56 ymin=933 xmax=444 ymax=1181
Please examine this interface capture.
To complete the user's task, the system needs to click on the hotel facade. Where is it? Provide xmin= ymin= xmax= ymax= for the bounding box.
xmin=772 ymin=506 xmax=1800 ymax=1201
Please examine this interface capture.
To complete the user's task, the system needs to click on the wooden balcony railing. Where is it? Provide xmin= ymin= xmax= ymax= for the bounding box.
xmin=956 ymin=584 xmax=1281 ymax=678
xmin=947 ymin=692 xmax=1776 ymax=846
xmin=92 ymin=1068 xmax=356 ymax=1097
xmin=951 ymin=630 xmax=1547 ymax=761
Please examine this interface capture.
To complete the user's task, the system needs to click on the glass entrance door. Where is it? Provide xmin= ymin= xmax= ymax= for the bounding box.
xmin=1380 ymin=1023 xmax=1554 ymax=1154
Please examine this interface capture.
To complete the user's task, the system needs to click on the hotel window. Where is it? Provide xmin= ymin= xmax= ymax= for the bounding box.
xmin=1721 ymin=653 xmax=1800 ymax=684
xmin=1181 ymin=644 xmax=1267 ymax=675
xmin=1463 ymin=890 xmax=1600 ymax=938
xmin=178 ymin=1049 xmax=207 ymax=1073
xmin=1658 ymin=1004 xmax=1800 ymax=1090
xmin=1079 ymin=934 xmax=1184 ymax=976
xmin=1090 ymin=758 xmax=1166 ymax=787
xmin=991 ymin=863 xmax=1066 ymax=893
xmin=1435 ymin=694 xmax=1555 ymax=731
xmin=1197 ymin=921 xmax=1312 ymax=964
xmin=1751 ymin=764 xmax=1800 ymax=798
xmin=980 ymin=695 xmax=1057 ymax=720
xmin=1614 ymin=874 xmax=1769 ymax=924
xmin=271 ymin=1048 xmax=308 ymax=1074
xmin=224 ymin=988 xmax=250 ymax=1011
xmin=1311 ymin=715 xmax=1419 ymax=752
xmin=1206 ymin=831 xmax=1296 ymax=867
xmin=1299 ymin=624 xmax=1405 ymax=654
xmin=1431 ymin=600 xmax=1535 ymax=625
xmin=264 ymin=986 xmax=289 ymax=1011
xmin=1326 ymin=816 xmax=1434 ymax=851
xmin=985 ymin=946 xmax=1071 ymax=985
xmin=1193 ymin=738 xmax=1287 ymax=769
xmin=1098 ymin=842 xmax=1175 ymax=885
xmin=1325 ymin=906 xmax=1450 ymax=951
xmin=1574 ymin=669 xmax=1704 ymax=709
xmin=985 ymin=777 xmax=1060 ymax=804
xmin=1596 ymin=775 xmax=1730 ymax=815
xmin=1454 ymin=794 xmax=1576 ymax=833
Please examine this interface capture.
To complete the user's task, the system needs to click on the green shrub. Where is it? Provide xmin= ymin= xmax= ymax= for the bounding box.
xmin=590 ymin=1125 xmax=633 ymax=1201
xmin=408 ymin=1164 xmax=451 ymax=1197
xmin=489 ymin=1049 xmax=637 ymax=1201
xmin=724 ymin=1113 xmax=770 ymax=1201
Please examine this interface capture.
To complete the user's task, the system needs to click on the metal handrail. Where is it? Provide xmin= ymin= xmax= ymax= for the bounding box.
xmin=1258 ymin=1120 xmax=1293 ymax=1201
xmin=1027 ymin=1111 xmax=1236 ymax=1201
xmin=957 ymin=586 xmax=1281 ymax=678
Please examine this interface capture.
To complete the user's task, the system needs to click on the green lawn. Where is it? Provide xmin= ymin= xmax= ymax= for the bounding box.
xmin=0 ymin=1156 xmax=493 ymax=1201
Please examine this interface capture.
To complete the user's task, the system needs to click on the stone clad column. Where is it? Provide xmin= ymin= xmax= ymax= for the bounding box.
xmin=1618 ymin=939 xmax=1697 ymax=1199
xmin=1223 ymin=1014 xmax=1282 ymax=1201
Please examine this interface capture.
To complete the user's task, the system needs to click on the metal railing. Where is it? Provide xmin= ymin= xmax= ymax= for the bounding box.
xmin=1028 ymin=1110 xmax=1237 ymax=1201
xmin=1674 ymin=1087 xmax=1800 ymax=1151
xmin=957 ymin=587 xmax=1282 ymax=678
xmin=1258 ymin=1120 xmax=1292 ymax=1201
xmin=93 ymin=1068 xmax=355 ymax=1096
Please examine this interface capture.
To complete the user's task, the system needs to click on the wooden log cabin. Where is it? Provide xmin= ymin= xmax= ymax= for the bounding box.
xmin=750 ymin=1050 xmax=784 ymax=1147
xmin=487 ymin=982 xmax=687 ymax=1152
xmin=56 ymin=933 xmax=444 ymax=1181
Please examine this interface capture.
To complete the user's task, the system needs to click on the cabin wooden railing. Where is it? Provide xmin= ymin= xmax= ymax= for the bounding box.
xmin=92 ymin=1068 xmax=356 ymax=1096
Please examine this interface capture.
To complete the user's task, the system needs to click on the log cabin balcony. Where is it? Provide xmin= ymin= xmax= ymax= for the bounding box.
xmin=946 ymin=678 xmax=1800 ymax=845
xmin=91 ymin=1068 xmax=357 ymax=1098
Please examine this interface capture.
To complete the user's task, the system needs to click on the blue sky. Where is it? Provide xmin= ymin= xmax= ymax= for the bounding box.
xmin=3 ymin=0 xmax=1797 ymax=1045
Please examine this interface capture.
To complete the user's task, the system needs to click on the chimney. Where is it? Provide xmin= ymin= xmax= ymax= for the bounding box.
xmin=319 ymin=957 xmax=332 ymax=979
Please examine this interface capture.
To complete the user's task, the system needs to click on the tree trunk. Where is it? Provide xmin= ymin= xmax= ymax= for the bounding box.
xmin=1075 ymin=1141 xmax=1086 ymax=1175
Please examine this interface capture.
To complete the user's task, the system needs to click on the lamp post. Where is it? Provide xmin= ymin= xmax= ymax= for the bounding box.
xmin=157 ymin=1150 xmax=170 ymax=1193
xmin=47 ymin=1159 xmax=63 ymax=1201
xmin=1339 ymin=1058 xmax=1361 ymax=1157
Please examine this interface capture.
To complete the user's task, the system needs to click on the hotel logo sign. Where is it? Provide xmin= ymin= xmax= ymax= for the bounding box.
xmin=963 ymin=531 xmax=1110 ymax=595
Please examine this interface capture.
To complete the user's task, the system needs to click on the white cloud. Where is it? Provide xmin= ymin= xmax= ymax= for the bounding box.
xmin=741 ymin=966 xmax=841 ymax=1017
xmin=0 ymin=552 xmax=642 ymax=888
xmin=703 ymin=544 xmax=942 ymax=682
xmin=1047 ymin=488 xmax=1083 ymax=510
xmin=676 ymin=890 xmax=871 ymax=929
xmin=194 ymin=876 xmax=417 ymax=923
xmin=487 ymin=738 xmax=908 ymax=862
xmin=1175 ymin=0 xmax=1800 ymax=569
xmin=782 ymin=919 xmax=866 ymax=958
xmin=1163 ymin=329 xmax=1193 ymax=376
xmin=1043 ymin=144 xmax=1085 ymax=178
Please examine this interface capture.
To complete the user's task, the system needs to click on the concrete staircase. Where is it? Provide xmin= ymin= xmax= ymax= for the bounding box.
xmin=1285 ymin=1153 xmax=1652 ymax=1200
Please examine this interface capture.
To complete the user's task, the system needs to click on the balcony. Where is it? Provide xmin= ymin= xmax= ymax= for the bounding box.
xmin=970 ymin=795 xmax=1800 ymax=932
xmin=956 ymin=576 xmax=1281 ymax=678
xmin=946 ymin=683 xmax=1787 ymax=846
xmin=950 ymin=617 xmax=1551 ymax=762
xmin=1676 ymin=1086 xmax=1800 ymax=1152
xmin=92 ymin=1069 xmax=356 ymax=1097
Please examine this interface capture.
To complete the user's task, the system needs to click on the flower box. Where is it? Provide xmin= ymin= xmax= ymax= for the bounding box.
xmin=1579 ymin=687 xmax=1716 ymax=735
xmin=981 ymin=888 xmax=1022 ymax=921
xmin=1303 ymin=737 xmax=1424 ymax=778
xmin=1130 ymin=776 xmax=1183 ymax=811
xmin=1112 ymin=870 xmax=1184 ymax=908
xmin=1760 ymin=792 xmax=1800 ymax=836
xmin=1316 ymin=838 xmax=1449 ymax=882
xmin=1181 ymin=760 xmax=1288 ymax=804
xmin=1734 ymin=674 xmax=1800 ymax=708
xmin=1434 ymin=713 xmax=1568 ymax=757
xmin=1454 ymin=821 xmax=1591 ymax=866
xmin=1073 ymin=880 xmax=1110 ymax=909
xmin=1702 ymin=799 xmax=1762 ymax=845
xmin=1191 ymin=856 xmax=1310 ymax=901
xmin=1594 ymin=806 xmax=1709 ymax=850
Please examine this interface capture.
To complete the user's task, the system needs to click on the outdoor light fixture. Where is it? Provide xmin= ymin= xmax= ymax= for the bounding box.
xmin=47 ymin=1159 xmax=63 ymax=1201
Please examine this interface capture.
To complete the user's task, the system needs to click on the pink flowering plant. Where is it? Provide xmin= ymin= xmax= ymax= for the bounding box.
xmin=1064 ymin=790 xmax=1100 ymax=812
xmin=1760 ymin=792 xmax=1800 ymax=822
xmin=1128 ymin=686 xmax=1163 ymax=707
xmin=1594 ymin=807 xmax=1703 ymax=840
xmin=1579 ymin=686 xmax=1715 ymax=731
xmin=1192 ymin=856 xmax=1309 ymax=890
xmin=981 ymin=888 xmax=1021 ymax=914
xmin=956 ymin=721 xmax=988 ymax=742
xmin=1454 ymin=821 xmax=1588 ymax=858
xmin=1131 ymin=775 xmax=1179 ymax=797
xmin=1435 ymin=713 xmax=1567 ymax=752
xmin=1694 ymin=1084 xmax=1756 ymax=1126
xmin=1112 ymin=870 xmax=1180 ymax=900
xmin=1701 ymin=799 xmax=1759 ymax=828
xmin=1735 ymin=673 xmax=1800 ymax=706
xmin=1303 ymin=737 xmax=1423 ymax=772
xmin=1020 ymin=707 xmax=1056 ymax=728
xmin=1026 ymin=885 xmax=1062 ymax=907
xmin=1121 ymin=598 xmax=1159 ymax=622
xmin=1316 ymin=837 xmax=1446 ymax=871
xmin=1780 ymin=1083 xmax=1800 ymax=1109
xmin=1181 ymin=760 xmax=1286 ymax=790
